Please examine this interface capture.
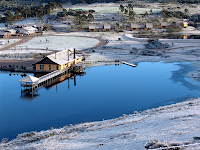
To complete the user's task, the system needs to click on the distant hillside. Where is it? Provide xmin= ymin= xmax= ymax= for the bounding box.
xmin=1 ymin=0 xmax=200 ymax=12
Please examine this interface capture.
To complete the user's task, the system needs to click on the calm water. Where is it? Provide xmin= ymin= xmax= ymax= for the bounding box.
xmin=1 ymin=62 xmax=200 ymax=141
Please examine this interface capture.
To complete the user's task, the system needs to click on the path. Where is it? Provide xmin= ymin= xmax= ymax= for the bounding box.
xmin=0 ymin=33 xmax=38 ymax=51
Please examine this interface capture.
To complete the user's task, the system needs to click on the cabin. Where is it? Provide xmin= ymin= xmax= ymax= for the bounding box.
xmin=89 ymin=24 xmax=96 ymax=32
xmin=145 ymin=23 xmax=153 ymax=30
xmin=138 ymin=24 xmax=145 ymax=30
xmin=131 ymin=23 xmax=139 ymax=30
xmin=33 ymin=49 xmax=83 ymax=72
xmin=160 ymin=22 xmax=169 ymax=28
xmin=103 ymin=24 xmax=111 ymax=31
xmin=96 ymin=25 xmax=103 ymax=32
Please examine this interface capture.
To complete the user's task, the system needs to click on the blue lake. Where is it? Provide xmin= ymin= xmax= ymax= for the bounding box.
xmin=1 ymin=62 xmax=200 ymax=141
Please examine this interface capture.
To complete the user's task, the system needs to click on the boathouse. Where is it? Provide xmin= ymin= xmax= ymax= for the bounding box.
xmin=18 ymin=75 xmax=39 ymax=96
xmin=33 ymin=49 xmax=82 ymax=72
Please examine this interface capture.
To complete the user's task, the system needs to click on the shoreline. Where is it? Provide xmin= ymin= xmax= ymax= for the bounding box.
xmin=1 ymin=98 xmax=200 ymax=149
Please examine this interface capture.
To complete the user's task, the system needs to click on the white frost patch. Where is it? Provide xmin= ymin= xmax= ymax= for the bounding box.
xmin=14 ymin=18 xmax=40 ymax=26
xmin=1 ymin=98 xmax=200 ymax=150
xmin=0 ymin=39 xmax=21 ymax=49
xmin=16 ymin=36 xmax=99 ymax=51
xmin=0 ymin=50 xmax=51 ymax=60
xmin=70 ymin=4 xmax=161 ymax=14
xmin=0 ymin=50 xmax=51 ymax=55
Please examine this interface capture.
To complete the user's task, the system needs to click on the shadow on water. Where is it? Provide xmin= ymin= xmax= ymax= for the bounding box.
xmin=20 ymin=94 xmax=40 ymax=101
xmin=142 ymin=94 xmax=196 ymax=111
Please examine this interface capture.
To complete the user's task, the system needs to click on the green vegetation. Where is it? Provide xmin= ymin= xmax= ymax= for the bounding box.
xmin=162 ymin=9 xmax=188 ymax=19
xmin=0 ymin=2 xmax=62 ymax=26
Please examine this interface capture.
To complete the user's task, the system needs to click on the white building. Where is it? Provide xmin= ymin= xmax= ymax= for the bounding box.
xmin=20 ymin=26 xmax=37 ymax=34
xmin=5 ymin=29 xmax=17 ymax=35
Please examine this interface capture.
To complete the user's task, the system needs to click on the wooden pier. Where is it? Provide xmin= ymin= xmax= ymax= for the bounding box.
xmin=19 ymin=66 xmax=83 ymax=97
xmin=121 ymin=61 xmax=137 ymax=67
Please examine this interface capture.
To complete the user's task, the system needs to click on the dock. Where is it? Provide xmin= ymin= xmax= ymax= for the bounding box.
xmin=19 ymin=66 xmax=83 ymax=96
xmin=121 ymin=61 xmax=137 ymax=67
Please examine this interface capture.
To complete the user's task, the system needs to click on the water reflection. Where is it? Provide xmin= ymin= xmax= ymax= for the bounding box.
xmin=20 ymin=71 xmax=86 ymax=99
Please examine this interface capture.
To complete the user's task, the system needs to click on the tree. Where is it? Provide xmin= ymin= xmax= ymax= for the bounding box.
xmin=57 ymin=3 xmax=63 ymax=9
xmin=81 ymin=14 xmax=87 ymax=21
xmin=43 ymin=23 xmax=50 ymax=31
xmin=14 ymin=10 xmax=19 ymax=16
xmin=124 ymin=9 xmax=128 ymax=14
xmin=30 ymin=2 xmax=34 ymax=7
xmin=116 ymin=22 xmax=120 ymax=29
xmin=24 ymin=8 xmax=31 ymax=19
xmin=129 ymin=11 xmax=136 ymax=17
xmin=119 ymin=5 xmax=124 ymax=12
xmin=144 ymin=11 xmax=148 ymax=17
xmin=129 ymin=10 xmax=136 ymax=20
xmin=150 ymin=9 xmax=152 ymax=13
xmin=3 ymin=10 xmax=14 ymax=26
xmin=128 ymin=4 xmax=133 ymax=10
xmin=184 ymin=9 xmax=188 ymax=13
xmin=88 ymin=13 xmax=94 ymax=21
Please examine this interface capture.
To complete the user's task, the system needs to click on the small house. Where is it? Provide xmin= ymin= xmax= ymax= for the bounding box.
xmin=160 ymin=22 xmax=169 ymax=28
xmin=145 ymin=23 xmax=153 ymax=30
xmin=131 ymin=23 xmax=139 ymax=30
xmin=89 ymin=24 xmax=96 ymax=32
xmin=96 ymin=25 xmax=104 ymax=32
xmin=103 ymin=24 xmax=111 ymax=31
xmin=138 ymin=24 xmax=145 ymax=30
xmin=33 ymin=49 xmax=83 ymax=72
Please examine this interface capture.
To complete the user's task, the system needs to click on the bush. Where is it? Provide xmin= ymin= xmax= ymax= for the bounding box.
xmin=43 ymin=24 xmax=50 ymax=31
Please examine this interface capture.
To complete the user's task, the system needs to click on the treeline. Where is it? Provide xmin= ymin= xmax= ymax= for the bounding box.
xmin=0 ymin=2 xmax=63 ymax=26
xmin=162 ymin=9 xmax=188 ymax=19
xmin=57 ymin=9 xmax=94 ymax=21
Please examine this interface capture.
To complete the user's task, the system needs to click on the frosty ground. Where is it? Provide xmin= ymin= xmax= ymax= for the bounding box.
xmin=1 ymin=98 xmax=200 ymax=150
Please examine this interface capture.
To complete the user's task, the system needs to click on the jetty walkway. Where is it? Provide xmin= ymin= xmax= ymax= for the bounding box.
xmin=19 ymin=65 xmax=81 ymax=96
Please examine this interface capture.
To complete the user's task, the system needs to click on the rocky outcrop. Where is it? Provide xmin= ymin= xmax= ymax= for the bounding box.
xmin=144 ymin=39 xmax=170 ymax=49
